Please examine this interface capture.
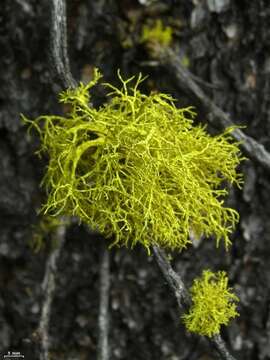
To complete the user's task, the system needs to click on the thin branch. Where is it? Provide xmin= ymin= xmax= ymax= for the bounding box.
xmin=157 ymin=47 xmax=270 ymax=172
xmin=49 ymin=2 xmax=111 ymax=358
xmin=39 ymin=221 xmax=66 ymax=360
xmin=38 ymin=2 xmax=73 ymax=358
xmin=152 ymin=245 xmax=237 ymax=360
xmin=213 ymin=334 xmax=238 ymax=360
xmin=50 ymin=0 xmax=76 ymax=88
xmin=152 ymin=245 xmax=190 ymax=310
xmin=97 ymin=243 xmax=111 ymax=360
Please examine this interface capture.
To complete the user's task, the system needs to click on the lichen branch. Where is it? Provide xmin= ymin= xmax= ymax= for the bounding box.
xmin=152 ymin=245 xmax=237 ymax=360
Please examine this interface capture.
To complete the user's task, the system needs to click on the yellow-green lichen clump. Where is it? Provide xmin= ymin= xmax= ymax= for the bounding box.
xmin=182 ymin=270 xmax=239 ymax=337
xmin=141 ymin=19 xmax=173 ymax=47
xmin=23 ymin=69 xmax=243 ymax=252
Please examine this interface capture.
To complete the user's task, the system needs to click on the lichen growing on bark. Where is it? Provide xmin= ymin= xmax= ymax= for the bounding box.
xmin=23 ymin=68 xmax=243 ymax=252
xmin=141 ymin=19 xmax=173 ymax=47
xmin=182 ymin=270 xmax=239 ymax=337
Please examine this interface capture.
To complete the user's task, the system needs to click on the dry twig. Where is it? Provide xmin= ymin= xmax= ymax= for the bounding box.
xmin=39 ymin=221 xmax=66 ymax=360
xmin=43 ymin=3 xmax=111 ymax=359
xmin=98 ymin=243 xmax=111 ymax=360
xmin=50 ymin=0 xmax=76 ymax=88
xmin=38 ymin=1 xmax=76 ymax=356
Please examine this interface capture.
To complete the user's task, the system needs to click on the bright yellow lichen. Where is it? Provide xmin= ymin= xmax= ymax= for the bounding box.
xmin=23 ymin=68 xmax=243 ymax=253
xmin=182 ymin=270 xmax=239 ymax=337
xmin=141 ymin=19 xmax=173 ymax=47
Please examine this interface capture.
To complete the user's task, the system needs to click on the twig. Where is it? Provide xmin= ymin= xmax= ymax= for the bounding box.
xmin=50 ymin=0 xmax=76 ymax=88
xmin=152 ymin=245 xmax=190 ymax=309
xmin=39 ymin=221 xmax=66 ymax=360
xmin=49 ymin=1 xmax=111 ymax=358
xmin=97 ymin=243 xmax=111 ymax=360
xmin=158 ymin=47 xmax=270 ymax=172
xmin=213 ymin=334 xmax=238 ymax=360
xmin=152 ymin=245 xmax=237 ymax=360
xmin=37 ymin=2 xmax=74 ymax=358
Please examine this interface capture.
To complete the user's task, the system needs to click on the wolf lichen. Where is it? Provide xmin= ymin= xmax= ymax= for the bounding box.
xmin=23 ymin=68 xmax=243 ymax=253
xmin=141 ymin=19 xmax=173 ymax=47
xmin=182 ymin=270 xmax=239 ymax=337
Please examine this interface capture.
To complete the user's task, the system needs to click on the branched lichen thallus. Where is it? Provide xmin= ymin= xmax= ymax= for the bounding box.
xmin=182 ymin=270 xmax=239 ymax=337
xmin=22 ymin=68 xmax=244 ymax=253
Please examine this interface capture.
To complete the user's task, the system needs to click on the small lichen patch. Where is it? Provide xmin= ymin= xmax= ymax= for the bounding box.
xmin=182 ymin=270 xmax=239 ymax=337
xmin=23 ymin=68 xmax=243 ymax=252
xmin=141 ymin=19 xmax=173 ymax=47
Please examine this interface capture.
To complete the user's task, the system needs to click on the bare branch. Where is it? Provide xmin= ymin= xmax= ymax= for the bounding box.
xmin=213 ymin=334 xmax=238 ymax=360
xmin=97 ymin=243 xmax=111 ymax=360
xmin=39 ymin=221 xmax=66 ymax=360
xmin=50 ymin=0 xmax=76 ymax=88
xmin=152 ymin=245 xmax=237 ymax=360
xmin=152 ymin=245 xmax=190 ymax=309
xmin=158 ymin=47 xmax=270 ymax=172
